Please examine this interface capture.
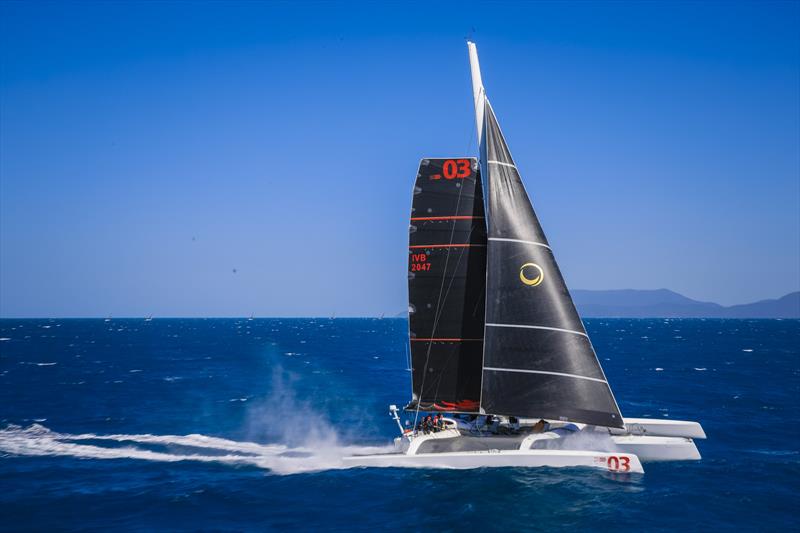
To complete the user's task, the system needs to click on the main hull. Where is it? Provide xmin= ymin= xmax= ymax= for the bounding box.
xmin=344 ymin=449 xmax=644 ymax=473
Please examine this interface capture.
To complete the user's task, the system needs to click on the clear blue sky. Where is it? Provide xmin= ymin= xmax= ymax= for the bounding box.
xmin=1 ymin=1 xmax=798 ymax=317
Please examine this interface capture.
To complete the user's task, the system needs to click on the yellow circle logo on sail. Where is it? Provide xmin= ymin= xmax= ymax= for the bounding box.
xmin=519 ymin=263 xmax=544 ymax=286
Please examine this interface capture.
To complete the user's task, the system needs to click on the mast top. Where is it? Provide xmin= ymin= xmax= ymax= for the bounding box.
xmin=467 ymin=41 xmax=485 ymax=146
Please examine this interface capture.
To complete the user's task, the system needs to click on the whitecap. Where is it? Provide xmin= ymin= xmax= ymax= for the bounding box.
xmin=0 ymin=338 xmax=10 ymax=341
xmin=654 ymin=367 xmax=664 ymax=371
xmin=694 ymin=367 xmax=707 ymax=371
xmin=742 ymin=349 xmax=753 ymax=352
xmin=36 ymin=362 xmax=57 ymax=366
xmin=749 ymin=449 xmax=799 ymax=456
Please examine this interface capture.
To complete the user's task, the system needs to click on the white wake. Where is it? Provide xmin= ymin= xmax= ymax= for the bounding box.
xmin=0 ymin=424 xmax=392 ymax=475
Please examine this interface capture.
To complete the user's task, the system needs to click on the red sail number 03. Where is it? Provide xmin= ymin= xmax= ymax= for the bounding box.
xmin=441 ymin=159 xmax=472 ymax=180
xmin=606 ymin=456 xmax=631 ymax=472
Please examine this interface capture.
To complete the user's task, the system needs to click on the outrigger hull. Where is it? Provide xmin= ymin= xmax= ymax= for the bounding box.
xmin=612 ymin=435 xmax=701 ymax=462
xmin=344 ymin=449 xmax=644 ymax=473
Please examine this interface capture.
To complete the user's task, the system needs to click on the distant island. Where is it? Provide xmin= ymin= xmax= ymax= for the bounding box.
xmin=395 ymin=290 xmax=799 ymax=319
xmin=571 ymin=289 xmax=800 ymax=318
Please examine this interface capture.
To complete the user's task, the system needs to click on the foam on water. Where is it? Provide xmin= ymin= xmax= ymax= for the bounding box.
xmin=0 ymin=364 xmax=393 ymax=475
xmin=0 ymin=424 xmax=391 ymax=475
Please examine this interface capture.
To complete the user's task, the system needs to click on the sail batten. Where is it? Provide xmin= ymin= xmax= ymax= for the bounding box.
xmin=482 ymin=367 xmax=609 ymax=384
xmin=485 ymin=323 xmax=588 ymax=337
xmin=487 ymin=237 xmax=551 ymax=249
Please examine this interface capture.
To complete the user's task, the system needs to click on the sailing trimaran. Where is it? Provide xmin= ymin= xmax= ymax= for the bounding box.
xmin=346 ymin=42 xmax=705 ymax=473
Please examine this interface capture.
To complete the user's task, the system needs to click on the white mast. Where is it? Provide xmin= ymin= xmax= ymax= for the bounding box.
xmin=467 ymin=41 xmax=485 ymax=145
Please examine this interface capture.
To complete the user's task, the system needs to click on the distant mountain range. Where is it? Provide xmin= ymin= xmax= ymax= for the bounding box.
xmin=571 ymin=289 xmax=800 ymax=318
xmin=396 ymin=290 xmax=799 ymax=318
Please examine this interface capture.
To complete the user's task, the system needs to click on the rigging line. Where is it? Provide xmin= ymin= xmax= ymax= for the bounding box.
xmin=427 ymin=224 xmax=481 ymax=403
xmin=423 ymin=203 xmax=483 ymax=403
xmin=420 ymin=220 xmax=481 ymax=397
xmin=413 ymin=212 xmax=463 ymax=426
xmin=424 ymin=264 xmax=471 ymax=399
xmin=413 ymin=164 xmax=469 ymax=432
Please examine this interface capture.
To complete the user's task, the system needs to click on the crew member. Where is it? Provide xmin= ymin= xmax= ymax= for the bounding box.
xmin=424 ymin=415 xmax=434 ymax=434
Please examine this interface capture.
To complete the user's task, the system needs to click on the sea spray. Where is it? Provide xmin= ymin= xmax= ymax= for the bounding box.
xmin=0 ymin=423 xmax=392 ymax=475
xmin=243 ymin=366 xmax=341 ymax=449
xmin=0 ymin=368 xmax=391 ymax=475
xmin=0 ymin=365 xmax=394 ymax=474
xmin=513 ymin=426 xmax=619 ymax=454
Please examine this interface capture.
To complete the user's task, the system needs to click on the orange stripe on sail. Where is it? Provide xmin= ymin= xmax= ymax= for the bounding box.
xmin=410 ymin=338 xmax=483 ymax=342
xmin=408 ymin=244 xmax=485 ymax=249
xmin=410 ymin=216 xmax=485 ymax=221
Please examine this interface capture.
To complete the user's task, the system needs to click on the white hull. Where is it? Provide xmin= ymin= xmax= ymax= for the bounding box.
xmin=612 ymin=435 xmax=701 ymax=461
xmin=344 ymin=449 xmax=644 ymax=473
xmin=619 ymin=417 xmax=707 ymax=439
xmin=347 ymin=415 xmax=704 ymax=473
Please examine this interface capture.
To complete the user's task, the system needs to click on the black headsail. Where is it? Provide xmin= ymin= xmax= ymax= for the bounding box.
xmin=470 ymin=43 xmax=624 ymax=428
xmin=407 ymin=158 xmax=486 ymax=413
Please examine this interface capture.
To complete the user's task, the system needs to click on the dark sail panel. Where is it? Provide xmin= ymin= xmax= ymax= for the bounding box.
xmin=482 ymin=371 xmax=620 ymax=428
xmin=479 ymin=101 xmax=624 ymax=428
xmin=407 ymin=158 xmax=486 ymax=412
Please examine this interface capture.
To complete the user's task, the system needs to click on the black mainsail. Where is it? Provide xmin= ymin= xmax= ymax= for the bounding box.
xmin=407 ymin=158 xmax=486 ymax=412
xmin=470 ymin=43 xmax=624 ymax=428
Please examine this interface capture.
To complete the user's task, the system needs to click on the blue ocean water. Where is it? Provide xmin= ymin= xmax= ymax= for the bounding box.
xmin=0 ymin=318 xmax=798 ymax=531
